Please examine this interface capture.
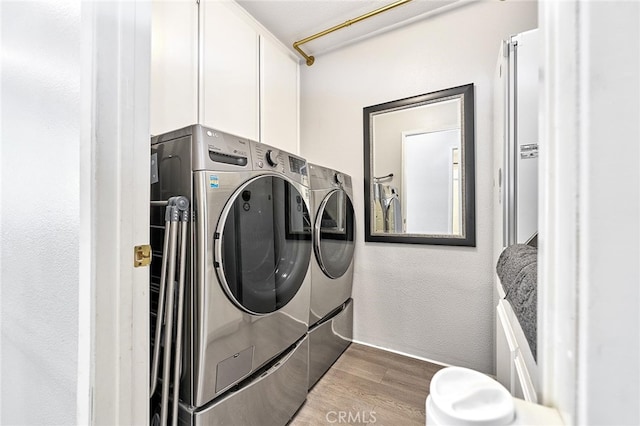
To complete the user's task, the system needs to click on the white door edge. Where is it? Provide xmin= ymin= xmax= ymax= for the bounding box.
xmin=79 ymin=2 xmax=151 ymax=424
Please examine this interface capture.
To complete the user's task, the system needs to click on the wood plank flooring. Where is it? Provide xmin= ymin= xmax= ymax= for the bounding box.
xmin=290 ymin=343 xmax=444 ymax=426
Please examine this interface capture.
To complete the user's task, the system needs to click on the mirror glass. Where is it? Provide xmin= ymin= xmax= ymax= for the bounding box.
xmin=363 ymin=84 xmax=475 ymax=246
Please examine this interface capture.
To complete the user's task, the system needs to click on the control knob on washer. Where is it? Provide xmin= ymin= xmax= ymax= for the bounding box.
xmin=334 ymin=173 xmax=344 ymax=185
xmin=265 ymin=149 xmax=279 ymax=167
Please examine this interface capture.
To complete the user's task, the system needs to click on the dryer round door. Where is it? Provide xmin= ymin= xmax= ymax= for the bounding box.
xmin=314 ymin=189 xmax=355 ymax=279
xmin=215 ymin=174 xmax=312 ymax=315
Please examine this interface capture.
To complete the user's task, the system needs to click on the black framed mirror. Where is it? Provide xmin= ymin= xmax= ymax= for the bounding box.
xmin=363 ymin=83 xmax=475 ymax=246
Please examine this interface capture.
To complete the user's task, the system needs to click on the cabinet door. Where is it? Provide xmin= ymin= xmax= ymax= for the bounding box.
xmin=201 ymin=1 xmax=259 ymax=140
xmin=514 ymin=351 xmax=538 ymax=403
xmin=260 ymin=36 xmax=299 ymax=153
xmin=496 ymin=301 xmax=518 ymax=392
xmin=150 ymin=0 xmax=198 ymax=136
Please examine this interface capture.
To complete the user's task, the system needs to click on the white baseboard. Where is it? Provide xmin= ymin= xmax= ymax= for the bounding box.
xmin=351 ymin=339 xmax=454 ymax=369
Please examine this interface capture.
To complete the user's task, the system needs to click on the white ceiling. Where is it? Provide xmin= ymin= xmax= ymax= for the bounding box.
xmin=236 ymin=0 xmax=462 ymax=63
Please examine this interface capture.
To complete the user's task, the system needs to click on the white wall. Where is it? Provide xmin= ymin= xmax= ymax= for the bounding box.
xmin=300 ymin=0 xmax=537 ymax=373
xmin=1 ymin=2 xmax=80 ymax=423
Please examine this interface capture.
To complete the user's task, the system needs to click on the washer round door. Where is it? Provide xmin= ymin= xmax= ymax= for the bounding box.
xmin=215 ymin=174 xmax=312 ymax=315
xmin=314 ymin=189 xmax=355 ymax=279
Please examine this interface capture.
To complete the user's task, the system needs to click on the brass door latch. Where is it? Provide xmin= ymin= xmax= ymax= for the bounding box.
xmin=134 ymin=244 xmax=152 ymax=267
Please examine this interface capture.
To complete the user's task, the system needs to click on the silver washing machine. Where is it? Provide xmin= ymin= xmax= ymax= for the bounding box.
xmin=307 ymin=163 xmax=355 ymax=389
xmin=150 ymin=125 xmax=311 ymax=425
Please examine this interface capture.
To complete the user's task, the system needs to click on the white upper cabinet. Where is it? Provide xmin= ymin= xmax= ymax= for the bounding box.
xmin=150 ymin=0 xmax=299 ymax=152
xmin=201 ymin=1 xmax=259 ymax=141
xmin=150 ymin=1 xmax=198 ymax=136
xmin=260 ymin=35 xmax=299 ymax=154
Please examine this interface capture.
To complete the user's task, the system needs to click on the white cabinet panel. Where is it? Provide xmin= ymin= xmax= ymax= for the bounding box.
xmin=150 ymin=0 xmax=198 ymax=136
xmin=496 ymin=300 xmax=518 ymax=391
xmin=201 ymin=1 xmax=259 ymax=140
xmin=151 ymin=1 xmax=299 ymax=146
xmin=514 ymin=351 xmax=537 ymax=403
xmin=260 ymin=36 xmax=299 ymax=153
xmin=496 ymin=297 xmax=539 ymax=403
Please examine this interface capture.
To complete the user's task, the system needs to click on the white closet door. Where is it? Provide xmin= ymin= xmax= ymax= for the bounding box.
xmin=201 ymin=1 xmax=259 ymax=140
xmin=150 ymin=0 xmax=198 ymax=136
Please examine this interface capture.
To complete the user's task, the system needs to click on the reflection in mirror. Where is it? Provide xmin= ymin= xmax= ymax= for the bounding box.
xmin=364 ymin=84 xmax=475 ymax=246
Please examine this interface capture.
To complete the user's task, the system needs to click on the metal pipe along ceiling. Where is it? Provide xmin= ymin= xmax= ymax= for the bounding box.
xmin=292 ymin=0 xmax=414 ymax=66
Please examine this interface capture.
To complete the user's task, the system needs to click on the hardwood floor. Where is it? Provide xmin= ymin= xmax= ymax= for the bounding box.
xmin=290 ymin=343 xmax=444 ymax=426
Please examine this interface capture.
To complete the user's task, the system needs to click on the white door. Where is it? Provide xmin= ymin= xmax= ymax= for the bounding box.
xmin=402 ymin=129 xmax=461 ymax=234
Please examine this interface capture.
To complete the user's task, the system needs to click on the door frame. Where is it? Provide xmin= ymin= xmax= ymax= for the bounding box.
xmin=79 ymin=2 xmax=151 ymax=424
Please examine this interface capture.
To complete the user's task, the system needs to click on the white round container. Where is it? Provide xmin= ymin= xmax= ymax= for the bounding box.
xmin=426 ymin=367 xmax=515 ymax=426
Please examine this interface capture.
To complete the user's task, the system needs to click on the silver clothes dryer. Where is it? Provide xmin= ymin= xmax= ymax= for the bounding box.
xmin=307 ymin=163 xmax=355 ymax=389
xmin=150 ymin=125 xmax=311 ymax=425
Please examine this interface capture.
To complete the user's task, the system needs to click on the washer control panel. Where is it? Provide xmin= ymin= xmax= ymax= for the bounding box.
xmin=249 ymin=141 xmax=309 ymax=186
xmin=253 ymin=144 xmax=284 ymax=172
xmin=308 ymin=163 xmax=353 ymax=191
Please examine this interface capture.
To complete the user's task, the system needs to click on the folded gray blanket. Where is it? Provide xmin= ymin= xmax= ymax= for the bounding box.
xmin=496 ymin=244 xmax=537 ymax=361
